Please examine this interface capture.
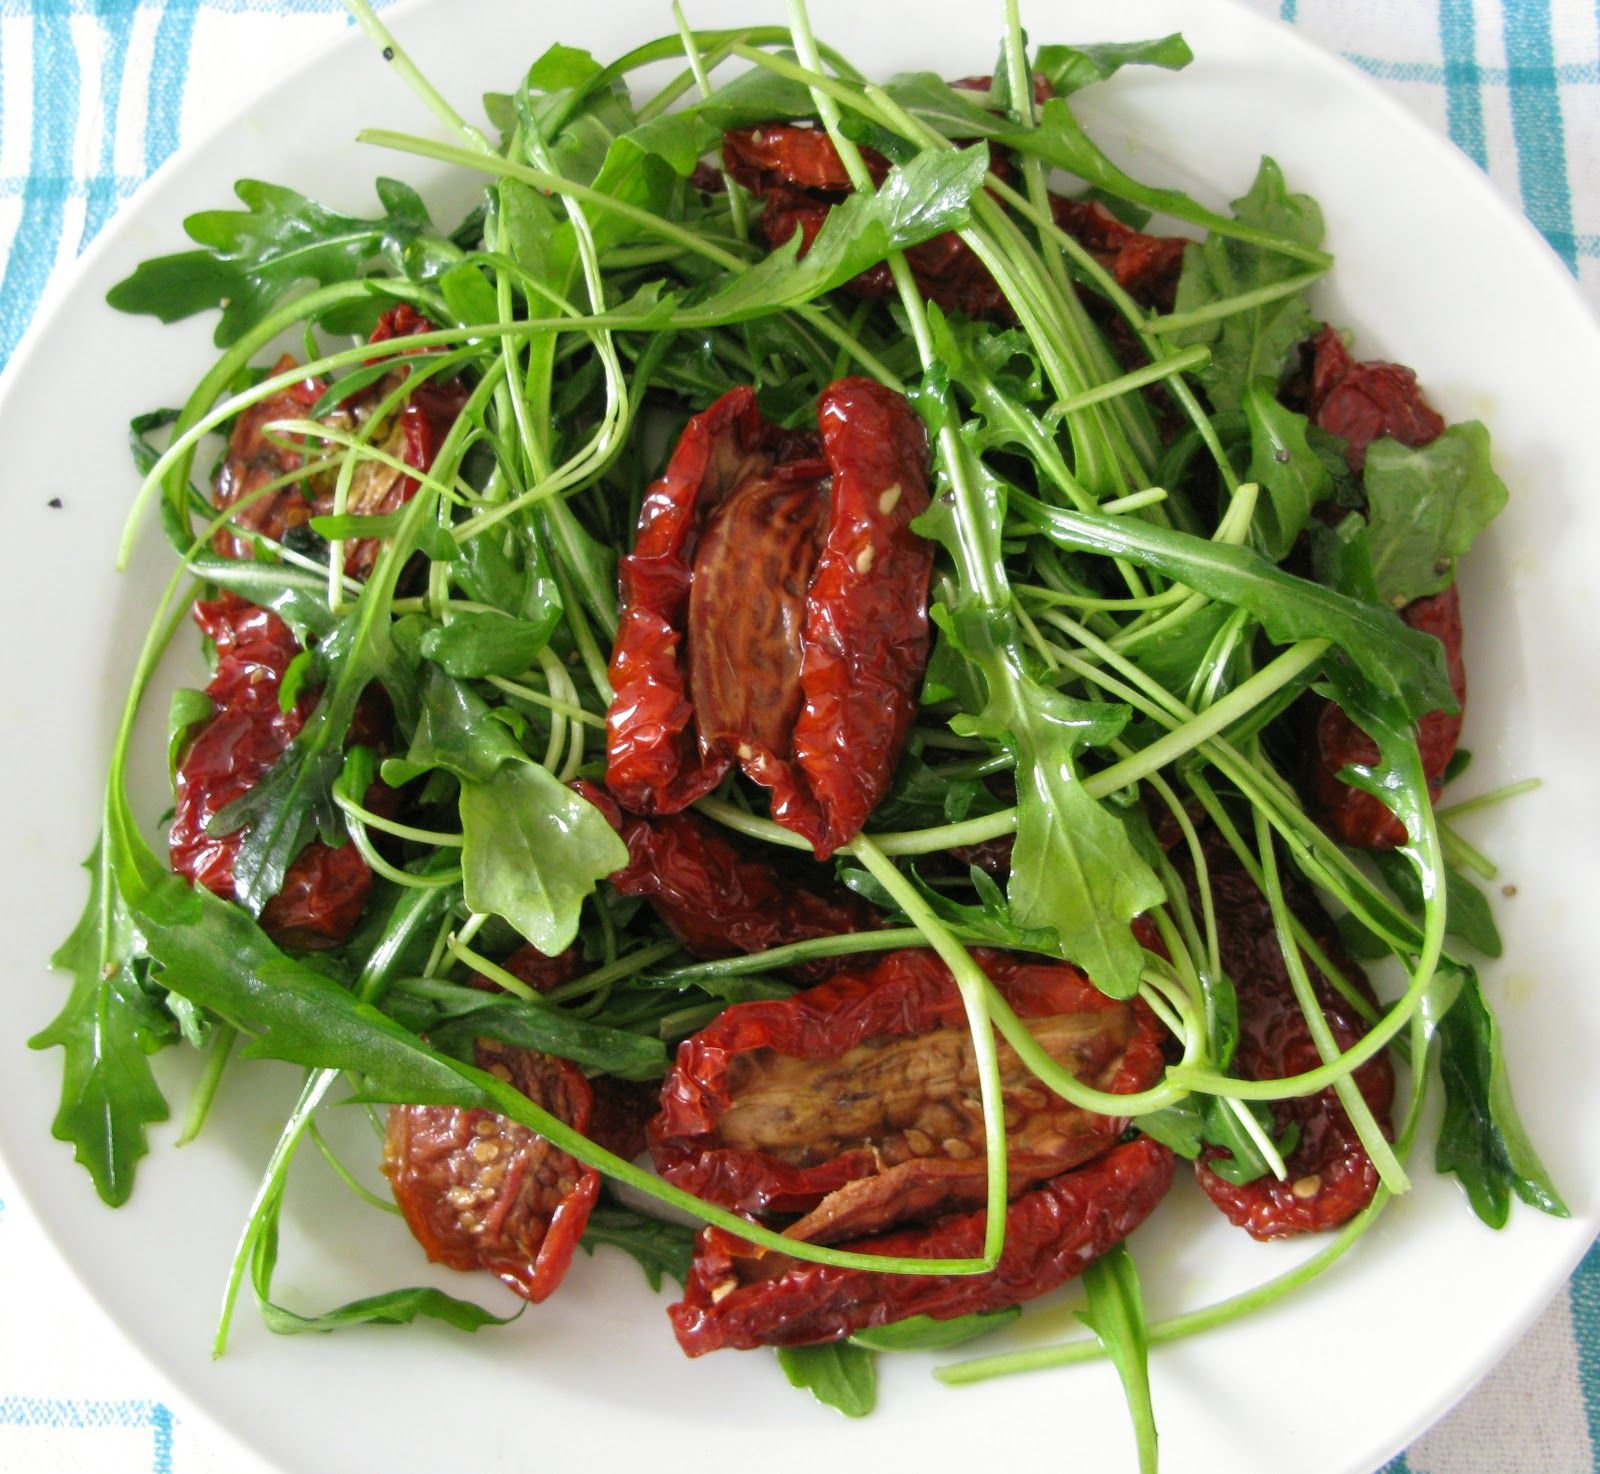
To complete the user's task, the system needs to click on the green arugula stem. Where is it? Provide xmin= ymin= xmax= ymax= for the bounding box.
xmin=175 ymin=1025 xmax=236 ymax=1147
xmin=1436 ymin=777 xmax=1540 ymax=821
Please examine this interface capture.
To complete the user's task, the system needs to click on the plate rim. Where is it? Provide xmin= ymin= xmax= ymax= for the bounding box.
xmin=1 ymin=3 xmax=1596 ymax=1472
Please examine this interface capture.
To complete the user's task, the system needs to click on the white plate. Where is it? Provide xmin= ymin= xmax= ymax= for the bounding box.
xmin=3 ymin=2 xmax=1597 ymax=1472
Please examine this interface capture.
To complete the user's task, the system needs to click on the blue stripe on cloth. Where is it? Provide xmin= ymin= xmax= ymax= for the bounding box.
xmin=80 ymin=0 xmax=139 ymax=249
xmin=1569 ymin=1241 xmax=1600 ymax=1461
xmin=1503 ymin=0 xmax=1578 ymax=270
xmin=144 ymin=0 xmax=199 ymax=175
xmin=0 ymin=1398 xmax=175 ymax=1473
xmin=1280 ymin=0 xmax=1299 ymax=21
xmin=1345 ymin=55 xmax=1600 ymax=86
xmin=1438 ymin=0 xmax=1489 ymax=169
xmin=0 ymin=1 xmax=81 ymax=365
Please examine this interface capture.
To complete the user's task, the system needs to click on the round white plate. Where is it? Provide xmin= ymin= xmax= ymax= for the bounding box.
xmin=3 ymin=2 xmax=1597 ymax=1472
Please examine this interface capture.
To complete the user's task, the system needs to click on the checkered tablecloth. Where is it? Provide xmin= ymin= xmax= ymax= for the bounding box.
xmin=1 ymin=2 xmax=1596 ymax=1470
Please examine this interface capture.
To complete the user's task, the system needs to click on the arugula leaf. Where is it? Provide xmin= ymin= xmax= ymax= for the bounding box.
xmin=251 ymin=1203 xmax=515 ymax=1336
xmin=775 ymin=1341 xmax=877 ymax=1418
xmin=1172 ymin=157 xmax=1325 ymax=410
xmin=1369 ymin=851 xmax=1503 ymax=959
xmin=105 ymin=179 xmax=439 ymax=346
xmin=1076 ymin=1244 xmax=1158 ymax=1474
xmin=1245 ymin=379 xmax=1332 ymax=559
xmin=1033 ymin=35 xmax=1194 ymax=96
xmin=418 ymin=611 xmax=552 ymax=679
xmin=851 ymin=1307 xmax=1021 ymax=1351
xmin=382 ymin=665 xmax=529 ymax=788
xmin=459 ymin=760 xmax=628 ymax=955
xmin=31 ymin=841 xmax=171 ymax=1206
xmin=1435 ymin=966 xmax=1567 ymax=1227
xmin=1000 ymin=689 xmax=1164 ymax=998
xmin=166 ymin=687 xmax=213 ymax=782
xmin=1015 ymin=495 xmax=1457 ymax=722
xmin=578 ymin=1205 xmax=695 ymax=1291
xmin=663 ymin=145 xmax=990 ymax=327
xmin=422 ymin=992 xmax=668 ymax=1080
xmin=1362 ymin=422 xmax=1508 ymax=608
xmin=186 ymin=554 xmax=338 ymax=642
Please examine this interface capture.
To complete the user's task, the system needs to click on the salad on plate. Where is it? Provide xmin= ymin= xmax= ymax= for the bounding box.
xmin=33 ymin=0 xmax=1565 ymax=1464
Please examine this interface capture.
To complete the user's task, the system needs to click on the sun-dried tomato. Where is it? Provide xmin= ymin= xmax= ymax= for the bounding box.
xmin=1311 ymin=585 xmax=1467 ymax=849
xmin=668 ymin=1136 xmax=1173 ymax=1354
xmin=723 ymin=121 xmax=1185 ymax=319
xmin=581 ymin=784 xmax=882 ymax=980
xmin=211 ymin=359 xmax=326 ymax=559
xmin=1306 ymin=326 xmax=1446 ymax=473
xmin=1050 ymin=197 xmax=1188 ymax=313
xmin=384 ymin=1039 xmax=600 ymax=1304
xmin=651 ymin=948 xmax=1165 ymax=1243
xmin=169 ymin=594 xmax=371 ymax=948
xmin=384 ymin=942 xmax=612 ymax=1302
xmin=605 ymin=380 xmax=932 ymax=858
xmin=1300 ymin=329 xmax=1463 ymax=848
xmin=211 ymin=306 xmax=466 ymax=576
xmin=1184 ymin=831 xmax=1395 ymax=1238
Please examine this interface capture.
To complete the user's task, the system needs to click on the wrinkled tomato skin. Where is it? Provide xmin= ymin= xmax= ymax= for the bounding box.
xmin=668 ymin=1137 xmax=1174 ymax=1355
xmin=1312 ymin=585 xmax=1467 ymax=849
xmin=650 ymin=948 xmax=1165 ymax=1241
xmin=1050 ymin=197 xmax=1188 ymax=312
xmin=169 ymin=594 xmax=371 ymax=948
xmin=604 ymin=380 xmax=933 ymax=859
xmin=1307 ymin=326 xmax=1446 ymax=472
xmin=1185 ymin=832 xmax=1396 ymax=1238
xmin=384 ymin=1039 xmax=599 ymax=1304
xmin=579 ymin=783 xmax=880 ymax=981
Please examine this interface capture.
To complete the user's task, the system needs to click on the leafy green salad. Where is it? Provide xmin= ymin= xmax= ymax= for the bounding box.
xmin=33 ymin=0 xmax=1564 ymax=1466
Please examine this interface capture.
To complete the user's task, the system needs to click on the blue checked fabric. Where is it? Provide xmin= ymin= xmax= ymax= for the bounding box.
xmin=0 ymin=2 xmax=1596 ymax=1471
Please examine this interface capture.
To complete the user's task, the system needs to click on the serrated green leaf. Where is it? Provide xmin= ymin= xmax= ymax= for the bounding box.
xmin=32 ymin=841 xmax=171 ymax=1205
xmin=1172 ymin=157 xmax=1324 ymax=410
xmin=579 ymin=1205 xmax=696 ymax=1291
xmin=459 ymin=761 xmax=628 ymax=955
xmin=106 ymin=179 xmax=431 ymax=346
xmin=776 ymin=1341 xmax=877 ymax=1418
xmin=1362 ymin=422 xmax=1508 ymax=608
xmin=1034 ymin=34 xmax=1193 ymax=95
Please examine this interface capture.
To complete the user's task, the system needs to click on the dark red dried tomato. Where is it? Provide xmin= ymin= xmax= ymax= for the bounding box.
xmin=1306 ymin=325 xmax=1446 ymax=473
xmin=579 ymin=783 xmax=881 ymax=981
xmin=1185 ymin=831 xmax=1396 ymax=1238
xmin=1312 ymin=585 xmax=1467 ymax=849
xmin=723 ymin=121 xmax=1186 ymax=319
xmin=651 ymin=947 xmax=1165 ymax=1243
xmin=1301 ymin=329 xmax=1463 ymax=848
xmin=169 ymin=593 xmax=371 ymax=948
xmin=385 ymin=942 xmax=611 ymax=1302
xmin=1050 ymin=197 xmax=1188 ymax=313
xmin=668 ymin=1136 xmax=1174 ymax=1354
xmin=211 ymin=306 xmax=466 ymax=577
xmin=605 ymin=380 xmax=932 ymax=859
xmin=211 ymin=357 xmax=325 ymax=559
xmin=384 ymin=1039 xmax=600 ymax=1304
